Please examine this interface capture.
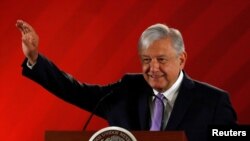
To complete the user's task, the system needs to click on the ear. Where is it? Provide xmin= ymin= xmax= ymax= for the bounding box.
xmin=179 ymin=51 xmax=187 ymax=69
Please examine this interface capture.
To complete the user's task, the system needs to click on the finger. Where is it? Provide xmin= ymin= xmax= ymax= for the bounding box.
xmin=16 ymin=19 xmax=24 ymax=28
xmin=16 ymin=20 xmax=31 ymax=35
xmin=23 ymin=26 xmax=30 ymax=34
xmin=21 ymin=21 xmax=35 ymax=33
xmin=16 ymin=20 xmax=25 ymax=36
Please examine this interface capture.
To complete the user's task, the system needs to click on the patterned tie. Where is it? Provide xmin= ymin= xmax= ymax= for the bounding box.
xmin=150 ymin=93 xmax=165 ymax=131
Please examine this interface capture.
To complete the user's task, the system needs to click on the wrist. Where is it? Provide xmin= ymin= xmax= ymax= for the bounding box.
xmin=27 ymin=53 xmax=38 ymax=65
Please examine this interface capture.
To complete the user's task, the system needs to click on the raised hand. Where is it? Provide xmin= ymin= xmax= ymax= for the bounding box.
xmin=16 ymin=20 xmax=39 ymax=65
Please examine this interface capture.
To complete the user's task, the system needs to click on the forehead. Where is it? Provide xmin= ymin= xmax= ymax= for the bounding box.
xmin=140 ymin=37 xmax=177 ymax=56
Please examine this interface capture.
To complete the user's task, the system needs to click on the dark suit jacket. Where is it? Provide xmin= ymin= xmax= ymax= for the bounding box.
xmin=22 ymin=54 xmax=237 ymax=141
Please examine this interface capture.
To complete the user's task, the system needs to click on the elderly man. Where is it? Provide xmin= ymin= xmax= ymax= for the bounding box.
xmin=16 ymin=20 xmax=237 ymax=141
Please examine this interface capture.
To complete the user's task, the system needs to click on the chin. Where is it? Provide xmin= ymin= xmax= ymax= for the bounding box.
xmin=150 ymin=84 xmax=164 ymax=91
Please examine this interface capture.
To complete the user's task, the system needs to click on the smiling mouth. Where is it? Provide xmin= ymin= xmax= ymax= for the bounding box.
xmin=148 ymin=74 xmax=164 ymax=79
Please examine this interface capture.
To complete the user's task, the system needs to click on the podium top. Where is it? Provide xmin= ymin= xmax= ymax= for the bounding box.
xmin=45 ymin=130 xmax=187 ymax=141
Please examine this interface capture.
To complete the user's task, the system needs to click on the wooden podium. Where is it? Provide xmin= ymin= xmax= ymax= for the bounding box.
xmin=45 ymin=130 xmax=187 ymax=141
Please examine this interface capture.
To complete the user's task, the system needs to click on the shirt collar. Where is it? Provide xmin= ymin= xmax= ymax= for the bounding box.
xmin=153 ymin=71 xmax=184 ymax=101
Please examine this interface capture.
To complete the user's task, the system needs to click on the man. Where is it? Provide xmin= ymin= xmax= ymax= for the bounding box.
xmin=16 ymin=20 xmax=237 ymax=141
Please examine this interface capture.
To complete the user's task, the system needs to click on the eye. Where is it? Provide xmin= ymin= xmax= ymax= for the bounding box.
xmin=157 ymin=57 xmax=168 ymax=64
xmin=142 ymin=58 xmax=151 ymax=64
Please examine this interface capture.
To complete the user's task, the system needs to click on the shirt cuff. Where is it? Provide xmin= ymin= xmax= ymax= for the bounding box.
xmin=26 ymin=61 xmax=36 ymax=69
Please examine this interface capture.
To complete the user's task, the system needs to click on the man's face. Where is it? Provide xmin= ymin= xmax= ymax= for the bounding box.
xmin=140 ymin=37 xmax=186 ymax=92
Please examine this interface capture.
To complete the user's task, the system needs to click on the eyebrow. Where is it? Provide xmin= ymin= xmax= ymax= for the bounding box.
xmin=156 ymin=55 xmax=167 ymax=58
xmin=141 ymin=55 xmax=168 ymax=58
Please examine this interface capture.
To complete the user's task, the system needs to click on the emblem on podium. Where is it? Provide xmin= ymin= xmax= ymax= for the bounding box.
xmin=89 ymin=126 xmax=137 ymax=141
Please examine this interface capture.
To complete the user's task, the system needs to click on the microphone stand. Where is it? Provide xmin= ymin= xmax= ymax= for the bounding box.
xmin=82 ymin=91 xmax=113 ymax=131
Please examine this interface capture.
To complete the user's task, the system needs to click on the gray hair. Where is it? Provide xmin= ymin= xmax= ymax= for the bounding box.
xmin=138 ymin=23 xmax=185 ymax=55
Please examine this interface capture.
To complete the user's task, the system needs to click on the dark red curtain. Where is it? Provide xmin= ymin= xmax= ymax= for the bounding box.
xmin=0 ymin=0 xmax=249 ymax=140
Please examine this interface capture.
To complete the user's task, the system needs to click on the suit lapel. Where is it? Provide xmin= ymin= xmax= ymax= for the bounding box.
xmin=138 ymin=81 xmax=152 ymax=130
xmin=166 ymin=74 xmax=195 ymax=130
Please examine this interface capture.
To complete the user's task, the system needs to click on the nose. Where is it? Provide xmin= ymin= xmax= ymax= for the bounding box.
xmin=150 ymin=59 xmax=160 ymax=72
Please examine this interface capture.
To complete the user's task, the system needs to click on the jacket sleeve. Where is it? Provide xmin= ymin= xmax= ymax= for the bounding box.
xmin=22 ymin=54 xmax=121 ymax=118
xmin=212 ymin=92 xmax=238 ymax=125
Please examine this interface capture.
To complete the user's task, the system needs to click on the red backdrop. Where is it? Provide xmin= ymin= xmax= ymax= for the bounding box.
xmin=0 ymin=0 xmax=249 ymax=140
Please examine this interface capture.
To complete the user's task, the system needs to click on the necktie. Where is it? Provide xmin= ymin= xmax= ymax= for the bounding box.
xmin=150 ymin=93 xmax=165 ymax=131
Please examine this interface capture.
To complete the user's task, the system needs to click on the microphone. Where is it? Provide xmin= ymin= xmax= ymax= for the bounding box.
xmin=82 ymin=90 xmax=114 ymax=131
xmin=151 ymin=93 xmax=165 ymax=131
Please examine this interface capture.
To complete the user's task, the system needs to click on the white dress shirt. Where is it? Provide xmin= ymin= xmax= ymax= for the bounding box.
xmin=150 ymin=71 xmax=184 ymax=130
